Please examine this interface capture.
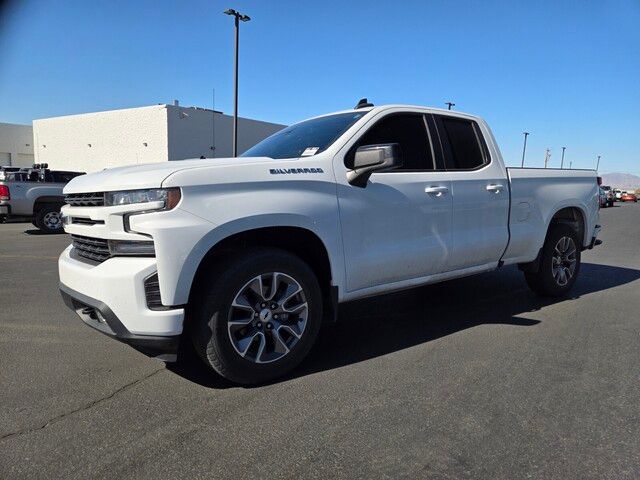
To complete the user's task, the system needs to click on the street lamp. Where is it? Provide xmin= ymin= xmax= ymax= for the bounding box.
xmin=560 ymin=146 xmax=566 ymax=169
xmin=544 ymin=148 xmax=551 ymax=168
xmin=445 ymin=102 xmax=455 ymax=110
xmin=596 ymin=155 xmax=601 ymax=171
xmin=223 ymin=8 xmax=251 ymax=157
xmin=521 ymin=132 xmax=530 ymax=167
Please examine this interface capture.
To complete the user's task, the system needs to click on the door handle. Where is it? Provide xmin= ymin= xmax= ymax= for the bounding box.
xmin=425 ymin=186 xmax=449 ymax=196
xmin=486 ymin=184 xmax=504 ymax=193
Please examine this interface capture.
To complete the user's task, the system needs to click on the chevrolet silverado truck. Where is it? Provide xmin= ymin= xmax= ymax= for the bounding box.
xmin=0 ymin=166 xmax=84 ymax=232
xmin=58 ymin=102 xmax=601 ymax=384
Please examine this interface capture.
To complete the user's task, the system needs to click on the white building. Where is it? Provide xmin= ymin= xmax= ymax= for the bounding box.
xmin=0 ymin=122 xmax=35 ymax=167
xmin=33 ymin=104 xmax=285 ymax=173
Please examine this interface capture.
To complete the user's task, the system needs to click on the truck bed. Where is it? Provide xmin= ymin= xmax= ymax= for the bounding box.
xmin=502 ymin=167 xmax=599 ymax=265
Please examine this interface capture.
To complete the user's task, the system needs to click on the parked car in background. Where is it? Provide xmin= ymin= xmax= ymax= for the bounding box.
xmin=613 ymin=188 xmax=623 ymax=201
xmin=598 ymin=188 xmax=608 ymax=208
xmin=0 ymin=164 xmax=85 ymax=231
xmin=600 ymin=185 xmax=614 ymax=207
xmin=620 ymin=192 xmax=637 ymax=202
xmin=58 ymin=102 xmax=602 ymax=384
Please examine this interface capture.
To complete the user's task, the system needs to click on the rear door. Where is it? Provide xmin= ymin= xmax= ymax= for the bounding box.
xmin=432 ymin=114 xmax=510 ymax=271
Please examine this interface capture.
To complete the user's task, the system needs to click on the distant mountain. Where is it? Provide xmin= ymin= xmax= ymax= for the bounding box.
xmin=600 ymin=172 xmax=640 ymax=191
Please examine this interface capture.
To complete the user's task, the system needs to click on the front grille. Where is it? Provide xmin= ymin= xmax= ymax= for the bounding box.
xmin=71 ymin=217 xmax=105 ymax=226
xmin=71 ymin=234 xmax=111 ymax=263
xmin=144 ymin=273 xmax=170 ymax=310
xmin=65 ymin=192 xmax=105 ymax=207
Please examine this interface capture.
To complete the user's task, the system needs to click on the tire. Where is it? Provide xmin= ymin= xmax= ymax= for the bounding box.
xmin=190 ymin=247 xmax=323 ymax=385
xmin=524 ymin=224 xmax=581 ymax=297
xmin=34 ymin=205 xmax=64 ymax=233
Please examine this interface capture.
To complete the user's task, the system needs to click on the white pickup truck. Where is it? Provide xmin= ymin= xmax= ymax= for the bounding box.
xmin=59 ymin=103 xmax=601 ymax=384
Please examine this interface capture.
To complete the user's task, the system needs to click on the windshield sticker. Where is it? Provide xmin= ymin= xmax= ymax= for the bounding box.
xmin=301 ymin=147 xmax=320 ymax=157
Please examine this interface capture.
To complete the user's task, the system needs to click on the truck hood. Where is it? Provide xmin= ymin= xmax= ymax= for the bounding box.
xmin=63 ymin=157 xmax=274 ymax=193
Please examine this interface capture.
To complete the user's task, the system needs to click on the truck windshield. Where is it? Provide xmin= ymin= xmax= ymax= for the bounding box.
xmin=242 ymin=111 xmax=368 ymax=159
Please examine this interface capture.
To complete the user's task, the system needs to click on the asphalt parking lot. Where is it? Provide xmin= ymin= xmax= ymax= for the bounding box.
xmin=1 ymin=203 xmax=639 ymax=479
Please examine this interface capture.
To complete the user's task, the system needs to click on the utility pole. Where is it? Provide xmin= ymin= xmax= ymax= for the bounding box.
xmin=544 ymin=148 xmax=551 ymax=168
xmin=560 ymin=146 xmax=566 ymax=169
xmin=596 ymin=155 xmax=601 ymax=171
xmin=521 ymin=132 xmax=530 ymax=167
xmin=445 ymin=102 xmax=455 ymax=110
xmin=223 ymin=8 xmax=251 ymax=157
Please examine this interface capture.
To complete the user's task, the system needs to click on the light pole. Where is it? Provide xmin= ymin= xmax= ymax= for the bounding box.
xmin=560 ymin=146 xmax=566 ymax=169
xmin=596 ymin=155 xmax=601 ymax=171
xmin=544 ymin=148 xmax=551 ymax=168
xmin=521 ymin=132 xmax=530 ymax=167
xmin=445 ymin=102 xmax=455 ymax=110
xmin=223 ymin=8 xmax=251 ymax=157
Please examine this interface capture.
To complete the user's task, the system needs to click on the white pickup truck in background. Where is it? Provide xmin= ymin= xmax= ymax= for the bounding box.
xmin=58 ymin=102 xmax=601 ymax=384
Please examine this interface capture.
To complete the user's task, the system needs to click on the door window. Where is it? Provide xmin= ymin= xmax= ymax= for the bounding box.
xmin=347 ymin=113 xmax=435 ymax=171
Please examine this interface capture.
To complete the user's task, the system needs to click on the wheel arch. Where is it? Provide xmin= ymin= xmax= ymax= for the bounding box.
xmin=181 ymin=223 xmax=340 ymax=323
xmin=32 ymin=195 xmax=65 ymax=214
xmin=519 ymin=205 xmax=587 ymax=274
xmin=547 ymin=205 xmax=587 ymax=246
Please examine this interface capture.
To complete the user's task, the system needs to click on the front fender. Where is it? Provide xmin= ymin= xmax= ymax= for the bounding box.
xmin=133 ymin=210 xmax=343 ymax=306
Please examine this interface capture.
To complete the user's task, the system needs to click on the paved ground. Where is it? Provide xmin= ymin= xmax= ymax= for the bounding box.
xmin=1 ymin=203 xmax=639 ymax=479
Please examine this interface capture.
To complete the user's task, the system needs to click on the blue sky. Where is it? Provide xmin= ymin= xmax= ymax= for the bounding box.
xmin=1 ymin=0 xmax=638 ymax=173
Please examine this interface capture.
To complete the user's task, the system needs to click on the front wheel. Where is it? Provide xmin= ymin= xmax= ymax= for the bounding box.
xmin=190 ymin=248 xmax=323 ymax=385
xmin=34 ymin=205 xmax=64 ymax=233
xmin=524 ymin=224 xmax=581 ymax=297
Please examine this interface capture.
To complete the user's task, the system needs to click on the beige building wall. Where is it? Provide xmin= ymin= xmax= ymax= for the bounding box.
xmin=33 ymin=104 xmax=285 ymax=174
xmin=33 ymin=105 xmax=169 ymax=173
xmin=166 ymin=105 xmax=284 ymax=160
xmin=0 ymin=122 xmax=34 ymax=167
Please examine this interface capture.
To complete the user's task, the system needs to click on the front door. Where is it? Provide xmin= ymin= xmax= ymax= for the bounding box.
xmin=335 ymin=111 xmax=454 ymax=293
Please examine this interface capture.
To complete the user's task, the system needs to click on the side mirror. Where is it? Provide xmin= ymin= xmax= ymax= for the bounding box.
xmin=347 ymin=143 xmax=402 ymax=187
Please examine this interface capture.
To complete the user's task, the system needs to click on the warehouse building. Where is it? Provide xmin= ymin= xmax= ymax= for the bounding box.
xmin=0 ymin=122 xmax=35 ymax=167
xmin=33 ymin=103 xmax=285 ymax=173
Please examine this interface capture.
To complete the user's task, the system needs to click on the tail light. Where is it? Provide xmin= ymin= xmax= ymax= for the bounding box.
xmin=0 ymin=185 xmax=9 ymax=201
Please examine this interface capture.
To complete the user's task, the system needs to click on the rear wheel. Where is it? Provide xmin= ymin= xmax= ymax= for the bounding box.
xmin=190 ymin=248 xmax=323 ymax=384
xmin=34 ymin=205 xmax=63 ymax=233
xmin=525 ymin=224 xmax=581 ymax=297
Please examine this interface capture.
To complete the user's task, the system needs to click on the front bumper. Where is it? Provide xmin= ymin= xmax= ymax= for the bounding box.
xmin=60 ymin=283 xmax=180 ymax=361
xmin=58 ymin=245 xmax=185 ymax=361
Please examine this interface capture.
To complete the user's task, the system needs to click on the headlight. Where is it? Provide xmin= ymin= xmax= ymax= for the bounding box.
xmin=108 ymin=239 xmax=156 ymax=256
xmin=104 ymin=188 xmax=181 ymax=210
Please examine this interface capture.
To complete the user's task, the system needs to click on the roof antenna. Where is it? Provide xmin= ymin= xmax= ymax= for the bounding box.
xmin=354 ymin=98 xmax=374 ymax=109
